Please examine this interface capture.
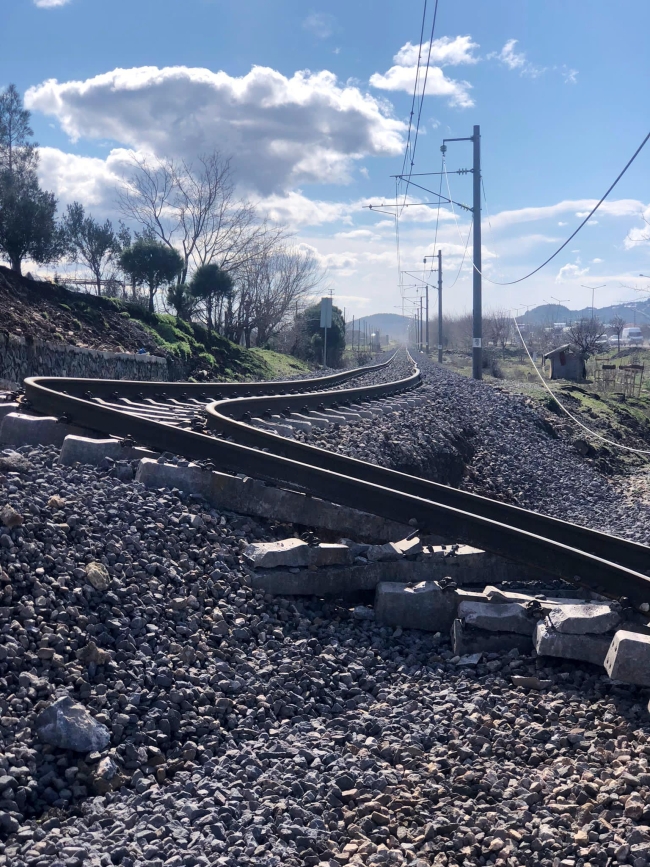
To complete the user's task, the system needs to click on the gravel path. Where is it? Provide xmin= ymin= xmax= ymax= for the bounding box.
xmin=1 ymin=357 xmax=650 ymax=866
xmin=295 ymin=354 xmax=650 ymax=546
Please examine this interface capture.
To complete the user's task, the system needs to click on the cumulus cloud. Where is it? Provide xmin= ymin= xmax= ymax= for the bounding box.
xmin=37 ymin=146 xmax=135 ymax=212
xmin=254 ymin=190 xmax=357 ymax=228
xmin=34 ymin=0 xmax=72 ymax=6
xmin=556 ymin=262 xmax=589 ymax=283
xmin=26 ymin=65 xmax=405 ymax=196
xmin=302 ymin=13 xmax=336 ymax=38
xmin=369 ymin=36 xmax=477 ymax=108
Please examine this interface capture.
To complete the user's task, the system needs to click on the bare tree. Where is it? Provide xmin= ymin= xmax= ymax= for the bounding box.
xmin=487 ymin=309 xmax=511 ymax=350
xmin=229 ymin=246 xmax=323 ymax=347
xmin=568 ymin=317 xmax=606 ymax=359
xmin=118 ymin=150 xmax=284 ymax=283
xmin=610 ymin=314 xmax=626 ymax=352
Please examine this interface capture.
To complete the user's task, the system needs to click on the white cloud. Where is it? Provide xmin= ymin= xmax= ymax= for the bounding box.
xmin=491 ymin=39 xmax=544 ymax=77
xmin=624 ymin=212 xmax=650 ymax=249
xmin=302 ymin=13 xmax=336 ymax=39
xmin=255 ymin=190 xmax=357 ymax=228
xmin=369 ymin=36 xmax=477 ymax=108
xmin=556 ymin=262 xmax=589 ymax=283
xmin=334 ymin=229 xmax=380 ymax=240
xmin=393 ymin=36 xmax=480 ymax=68
xmin=490 ymin=198 xmax=647 ymax=230
xmin=34 ymin=0 xmax=71 ymax=6
xmin=26 ymin=65 xmax=405 ymax=196
xmin=496 ymin=39 xmax=527 ymax=71
xmin=592 ymin=258 xmax=603 ymax=263
xmin=37 ymin=146 xmax=135 ymax=212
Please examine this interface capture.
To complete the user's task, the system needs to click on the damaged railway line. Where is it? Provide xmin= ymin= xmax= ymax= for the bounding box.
xmin=3 ymin=349 xmax=650 ymax=866
xmin=19 ymin=350 xmax=650 ymax=609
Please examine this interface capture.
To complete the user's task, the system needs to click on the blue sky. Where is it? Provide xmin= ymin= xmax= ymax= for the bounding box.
xmin=1 ymin=0 xmax=649 ymax=318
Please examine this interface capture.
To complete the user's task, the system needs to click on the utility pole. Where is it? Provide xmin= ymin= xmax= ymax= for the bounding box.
xmin=438 ymin=249 xmax=443 ymax=363
xmin=581 ymin=283 xmax=606 ymax=321
xmin=424 ymin=252 xmax=444 ymax=363
xmin=441 ymin=124 xmax=482 ymax=379
xmin=472 ymin=125 xmax=482 ymax=379
xmin=419 ymin=295 xmax=423 ymax=351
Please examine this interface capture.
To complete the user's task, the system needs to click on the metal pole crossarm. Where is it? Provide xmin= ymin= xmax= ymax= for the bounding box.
xmin=394 ymin=178 xmax=472 ymax=212
xmin=391 ymin=170 xmax=471 ymax=178
xmin=367 ymin=202 xmax=454 ymax=209
xmin=442 ymin=136 xmax=474 ymax=143
xmin=364 ymin=206 xmax=399 ymax=217
xmin=402 ymin=270 xmax=437 ymax=281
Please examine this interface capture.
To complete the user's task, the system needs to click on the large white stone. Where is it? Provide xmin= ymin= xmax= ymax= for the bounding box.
xmin=243 ymin=538 xmax=310 ymax=569
xmin=604 ymin=630 xmax=650 ymax=686
xmin=0 ymin=413 xmax=92 ymax=447
xmin=374 ymin=581 xmax=457 ymax=632
xmin=458 ymin=601 xmax=536 ymax=635
xmin=534 ymin=620 xmax=612 ymax=666
xmin=546 ymin=603 xmax=621 ymax=635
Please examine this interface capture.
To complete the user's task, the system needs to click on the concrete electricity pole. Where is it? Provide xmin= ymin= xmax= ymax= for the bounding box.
xmin=423 ymin=252 xmax=444 ymax=363
xmin=442 ymin=125 xmax=482 ymax=379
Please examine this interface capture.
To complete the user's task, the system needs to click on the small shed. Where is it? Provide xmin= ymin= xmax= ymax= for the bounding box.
xmin=543 ymin=344 xmax=586 ymax=382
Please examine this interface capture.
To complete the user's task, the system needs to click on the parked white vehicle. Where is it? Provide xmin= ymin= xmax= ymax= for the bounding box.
xmin=622 ymin=327 xmax=644 ymax=346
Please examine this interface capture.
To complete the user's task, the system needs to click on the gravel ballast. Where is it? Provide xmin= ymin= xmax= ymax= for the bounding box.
xmin=295 ymin=352 xmax=650 ymax=544
xmin=1 ymin=355 xmax=650 ymax=866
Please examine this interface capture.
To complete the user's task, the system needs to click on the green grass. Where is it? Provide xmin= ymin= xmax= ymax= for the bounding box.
xmin=43 ymin=281 xmax=313 ymax=382
xmin=248 ymin=349 xmax=310 ymax=379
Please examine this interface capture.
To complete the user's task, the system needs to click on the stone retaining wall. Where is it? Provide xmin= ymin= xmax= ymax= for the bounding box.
xmin=0 ymin=332 xmax=171 ymax=387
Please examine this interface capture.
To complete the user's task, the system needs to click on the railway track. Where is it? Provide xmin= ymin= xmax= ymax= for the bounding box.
xmin=23 ymin=350 xmax=650 ymax=607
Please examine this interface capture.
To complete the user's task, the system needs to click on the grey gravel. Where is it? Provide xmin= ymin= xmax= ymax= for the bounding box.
xmin=1 ymin=357 xmax=650 ymax=866
xmin=295 ymin=351 xmax=650 ymax=544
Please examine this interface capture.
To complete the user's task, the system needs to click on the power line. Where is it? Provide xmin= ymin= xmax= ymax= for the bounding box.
xmin=399 ymin=0 xmax=441 ymax=213
xmin=448 ymin=223 xmax=472 ymax=289
xmin=407 ymin=0 xmax=440 ymax=186
xmin=400 ymin=0 xmax=429 ymax=182
xmin=481 ymin=130 xmax=650 ymax=286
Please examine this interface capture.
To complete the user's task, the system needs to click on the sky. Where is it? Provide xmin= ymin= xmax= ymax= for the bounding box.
xmin=1 ymin=0 xmax=649 ymax=320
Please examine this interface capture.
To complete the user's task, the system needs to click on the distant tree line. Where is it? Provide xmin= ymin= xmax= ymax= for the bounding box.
xmin=0 ymin=84 xmax=325 ymax=354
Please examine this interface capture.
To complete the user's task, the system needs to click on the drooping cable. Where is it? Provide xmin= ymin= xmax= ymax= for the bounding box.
xmin=513 ymin=317 xmax=650 ymax=456
xmin=478 ymin=130 xmax=650 ymax=286
xmin=448 ymin=223 xmax=472 ymax=289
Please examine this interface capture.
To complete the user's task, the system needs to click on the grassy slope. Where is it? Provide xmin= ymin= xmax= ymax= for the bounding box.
xmin=0 ymin=266 xmax=310 ymax=382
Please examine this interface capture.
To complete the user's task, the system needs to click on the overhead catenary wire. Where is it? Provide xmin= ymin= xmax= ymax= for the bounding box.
xmin=404 ymin=0 xmax=440 ymax=195
xmin=513 ymin=317 xmax=650 ymax=457
xmin=399 ymin=0 xmax=430 ymax=194
xmin=479 ymin=130 xmax=650 ymax=286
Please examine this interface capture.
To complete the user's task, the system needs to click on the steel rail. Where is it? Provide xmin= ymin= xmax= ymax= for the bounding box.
xmin=24 ymin=352 xmax=650 ymax=607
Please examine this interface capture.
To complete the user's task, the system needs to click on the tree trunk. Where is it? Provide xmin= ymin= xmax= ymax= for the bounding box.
xmin=148 ymin=282 xmax=155 ymax=313
xmin=10 ymin=255 xmax=21 ymax=275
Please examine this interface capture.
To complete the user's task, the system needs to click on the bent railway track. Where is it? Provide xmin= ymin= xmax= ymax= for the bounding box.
xmin=24 ymin=351 xmax=650 ymax=607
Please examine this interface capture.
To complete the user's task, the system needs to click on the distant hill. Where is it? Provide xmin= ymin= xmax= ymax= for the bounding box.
xmin=346 ymin=313 xmax=410 ymax=341
xmin=520 ymin=299 xmax=650 ymax=327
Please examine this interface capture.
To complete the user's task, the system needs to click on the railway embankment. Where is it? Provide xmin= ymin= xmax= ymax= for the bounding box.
xmin=2 ymin=352 xmax=650 ymax=866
